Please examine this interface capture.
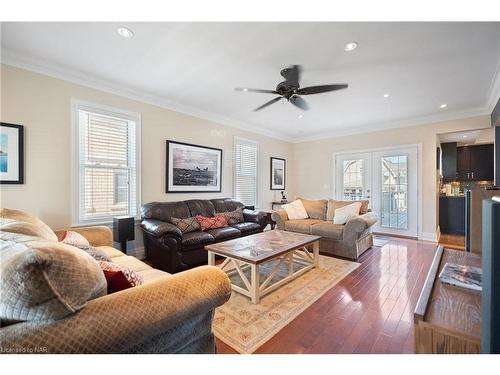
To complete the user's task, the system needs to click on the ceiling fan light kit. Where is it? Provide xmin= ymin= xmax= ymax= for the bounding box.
xmin=235 ymin=65 xmax=348 ymax=112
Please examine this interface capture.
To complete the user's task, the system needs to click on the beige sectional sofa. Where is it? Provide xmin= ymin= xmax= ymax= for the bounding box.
xmin=0 ymin=209 xmax=231 ymax=354
xmin=271 ymin=198 xmax=378 ymax=259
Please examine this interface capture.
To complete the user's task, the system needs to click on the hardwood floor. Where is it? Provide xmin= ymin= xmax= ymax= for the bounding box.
xmin=439 ymin=233 xmax=465 ymax=251
xmin=216 ymin=236 xmax=437 ymax=354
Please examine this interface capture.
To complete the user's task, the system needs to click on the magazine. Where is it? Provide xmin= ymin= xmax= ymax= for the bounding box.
xmin=438 ymin=262 xmax=482 ymax=291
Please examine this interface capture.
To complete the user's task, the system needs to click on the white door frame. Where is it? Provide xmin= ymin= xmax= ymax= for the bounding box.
xmin=332 ymin=143 xmax=423 ymax=240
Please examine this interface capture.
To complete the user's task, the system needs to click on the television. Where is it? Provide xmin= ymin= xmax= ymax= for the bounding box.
xmin=481 ymin=196 xmax=500 ymax=353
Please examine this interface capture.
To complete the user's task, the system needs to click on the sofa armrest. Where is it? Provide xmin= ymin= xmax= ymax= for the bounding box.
xmin=141 ymin=219 xmax=182 ymax=238
xmin=54 ymin=226 xmax=113 ymax=247
xmin=0 ymin=266 xmax=231 ymax=353
xmin=242 ymin=209 xmax=268 ymax=231
xmin=271 ymin=209 xmax=289 ymax=230
xmin=343 ymin=212 xmax=378 ymax=241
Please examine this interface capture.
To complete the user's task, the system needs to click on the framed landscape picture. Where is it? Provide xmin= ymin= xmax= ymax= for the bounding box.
xmin=166 ymin=140 xmax=222 ymax=193
xmin=0 ymin=122 xmax=24 ymax=184
xmin=270 ymin=157 xmax=286 ymax=190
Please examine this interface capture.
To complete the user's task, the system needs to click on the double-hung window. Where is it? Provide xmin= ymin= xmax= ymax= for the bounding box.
xmin=234 ymin=137 xmax=258 ymax=207
xmin=73 ymin=101 xmax=140 ymax=225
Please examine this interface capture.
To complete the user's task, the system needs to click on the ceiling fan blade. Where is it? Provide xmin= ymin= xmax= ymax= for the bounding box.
xmin=296 ymin=84 xmax=348 ymax=95
xmin=290 ymin=96 xmax=309 ymax=111
xmin=253 ymin=97 xmax=283 ymax=111
xmin=235 ymin=87 xmax=279 ymax=94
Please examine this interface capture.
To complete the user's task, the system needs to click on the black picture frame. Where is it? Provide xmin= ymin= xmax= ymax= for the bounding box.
xmin=166 ymin=140 xmax=223 ymax=193
xmin=270 ymin=157 xmax=286 ymax=190
xmin=0 ymin=122 xmax=24 ymax=184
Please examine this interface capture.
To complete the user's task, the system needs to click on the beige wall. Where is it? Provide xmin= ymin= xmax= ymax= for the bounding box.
xmin=0 ymin=65 xmax=293 ymax=231
xmin=1 ymin=64 xmax=493 ymax=244
xmin=291 ymin=115 xmax=492 ymax=239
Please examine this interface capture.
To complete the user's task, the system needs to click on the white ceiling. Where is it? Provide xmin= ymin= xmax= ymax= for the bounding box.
xmin=2 ymin=22 xmax=500 ymax=141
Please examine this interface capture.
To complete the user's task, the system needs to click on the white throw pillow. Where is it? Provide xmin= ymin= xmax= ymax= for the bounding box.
xmin=282 ymin=199 xmax=309 ymax=220
xmin=333 ymin=202 xmax=362 ymax=225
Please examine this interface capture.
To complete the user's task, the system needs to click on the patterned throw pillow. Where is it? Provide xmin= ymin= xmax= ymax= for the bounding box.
xmin=171 ymin=216 xmax=201 ymax=233
xmin=73 ymin=244 xmax=112 ymax=262
xmin=196 ymin=215 xmax=228 ymax=231
xmin=218 ymin=209 xmax=244 ymax=225
xmin=61 ymin=230 xmax=90 ymax=247
xmin=98 ymin=261 xmax=144 ymax=294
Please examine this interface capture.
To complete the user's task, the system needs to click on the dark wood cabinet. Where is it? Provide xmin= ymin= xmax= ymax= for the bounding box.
xmin=441 ymin=142 xmax=457 ymax=181
xmin=439 ymin=196 xmax=465 ymax=235
xmin=442 ymin=143 xmax=494 ymax=182
xmin=458 ymin=144 xmax=494 ymax=181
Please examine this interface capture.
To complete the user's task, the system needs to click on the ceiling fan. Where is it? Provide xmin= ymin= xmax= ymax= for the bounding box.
xmin=235 ymin=65 xmax=348 ymax=112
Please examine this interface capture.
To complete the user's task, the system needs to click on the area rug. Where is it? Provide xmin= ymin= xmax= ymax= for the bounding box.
xmin=213 ymin=255 xmax=359 ymax=353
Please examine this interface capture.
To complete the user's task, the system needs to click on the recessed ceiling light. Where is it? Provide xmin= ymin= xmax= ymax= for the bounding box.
xmin=117 ymin=27 xmax=134 ymax=39
xmin=298 ymin=114 xmax=304 ymax=118
xmin=440 ymin=104 xmax=448 ymax=109
xmin=383 ymin=94 xmax=390 ymax=98
xmin=463 ymin=135 xmax=468 ymax=138
xmin=242 ymin=88 xmax=248 ymax=92
xmin=344 ymin=42 xmax=358 ymax=52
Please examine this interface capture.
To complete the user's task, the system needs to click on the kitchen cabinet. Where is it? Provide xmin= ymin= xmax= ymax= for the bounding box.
xmin=439 ymin=196 xmax=465 ymax=235
xmin=458 ymin=144 xmax=494 ymax=181
xmin=442 ymin=143 xmax=494 ymax=181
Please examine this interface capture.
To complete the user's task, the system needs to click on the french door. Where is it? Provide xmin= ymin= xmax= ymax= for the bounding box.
xmin=335 ymin=146 xmax=418 ymax=238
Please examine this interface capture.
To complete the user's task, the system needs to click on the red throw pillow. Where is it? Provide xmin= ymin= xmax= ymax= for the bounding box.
xmin=196 ymin=215 xmax=228 ymax=231
xmin=98 ymin=261 xmax=144 ymax=294
xmin=60 ymin=230 xmax=90 ymax=247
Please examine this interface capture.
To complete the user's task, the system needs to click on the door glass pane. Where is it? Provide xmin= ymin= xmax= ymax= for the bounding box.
xmin=342 ymin=159 xmax=363 ymax=200
xmin=380 ymin=155 xmax=408 ymax=229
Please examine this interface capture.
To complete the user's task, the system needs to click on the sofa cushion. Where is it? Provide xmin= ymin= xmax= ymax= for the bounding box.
xmin=141 ymin=201 xmax=191 ymax=223
xmin=0 ymin=208 xmax=58 ymax=242
xmin=185 ymin=199 xmax=216 ymax=217
xmin=181 ymin=231 xmax=216 ymax=251
xmin=73 ymin=244 xmax=112 ymax=262
xmin=333 ymin=202 xmax=362 ymax=225
xmin=111 ymin=255 xmax=152 ymax=273
xmin=218 ymin=209 xmax=244 ymax=225
xmin=196 ymin=215 xmax=228 ymax=231
xmin=0 ymin=240 xmax=107 ymax=322
xmin=211 ymin=198 xmax=245 ymax=213
xmin=284 ymin=219 xmax=324 ymax=234
xmin=326 ymin=199 xmax=370 ymax=221
xmin=96 ymin=245 xmax=126 ymax=259
xmin=282 ymin=200 xmax=309 ymax=220
xmin=98 ymin=261 xmax=145 ymax=294
xmin=206 ymin=226 xmax=241 ymax=241
xmin=310 ymin=222 xmax=345 ymax=240
xmin=136 ymin=268 xmax=171 ymax=284
xmin=297 ymin=198 xmax=328 ymax=220
xmin=171 ymin=216 xmax=201 ymax=234
xmin=230 ymin=222 xmax=261 ymax=235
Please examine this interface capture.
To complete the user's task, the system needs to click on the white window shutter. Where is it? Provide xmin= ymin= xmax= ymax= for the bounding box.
xmin=76 ymin=106 xmax=139 ymax=223
xmin=234 ymin=137 xmax=258 ymax=207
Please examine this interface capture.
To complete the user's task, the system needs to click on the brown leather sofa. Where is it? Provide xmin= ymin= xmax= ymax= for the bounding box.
xmin=141 ymin=198 xmax=268 ymax=273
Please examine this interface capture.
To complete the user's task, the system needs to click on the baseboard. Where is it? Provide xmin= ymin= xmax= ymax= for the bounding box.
xmin=421 ymin=232 xmax=438 ymax=242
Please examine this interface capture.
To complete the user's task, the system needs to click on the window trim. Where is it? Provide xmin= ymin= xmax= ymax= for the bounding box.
xmin=233 ymin=136 xmax=259 ymax=208
xmin=71 ymin=99 xmax=142 ymax=226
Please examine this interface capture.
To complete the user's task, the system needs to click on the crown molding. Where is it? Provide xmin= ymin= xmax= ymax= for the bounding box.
xmin=1 ymin=49 xmax=294 ymax=143
xmin=2 ymin=48 xmax=497 ymax=145
xmin=292 ymin=106 xmax=491 ymax=143
xmin=486 ymin=58 xmax=500 ymax=112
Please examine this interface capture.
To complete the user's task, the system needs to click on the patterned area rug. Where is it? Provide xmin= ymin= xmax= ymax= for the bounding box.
xmin=213 ymin=255 xmax=359 ymax=353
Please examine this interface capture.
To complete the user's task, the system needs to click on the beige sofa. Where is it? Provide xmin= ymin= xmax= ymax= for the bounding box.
xmin=271 ymin=198 xmax=378 ymax=259
xmin=0 ymin=209 xmax=231 ymax=354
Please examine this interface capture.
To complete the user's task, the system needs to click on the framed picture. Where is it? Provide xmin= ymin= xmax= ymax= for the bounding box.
xmin=0 ymin=122 xmax=24 ymax=184
xmin=166 ymin=140 xmax=222 ymax=193
xmin=270 ymin=157 xmax=286 ymax=190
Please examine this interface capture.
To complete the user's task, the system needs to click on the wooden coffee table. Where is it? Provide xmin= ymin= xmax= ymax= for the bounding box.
xmin=205 ymin=230 xmax=320 ymax=304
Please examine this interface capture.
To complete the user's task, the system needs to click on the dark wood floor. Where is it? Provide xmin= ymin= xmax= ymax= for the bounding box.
xmin=216 ymin=236 xmax=437 ymax=354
